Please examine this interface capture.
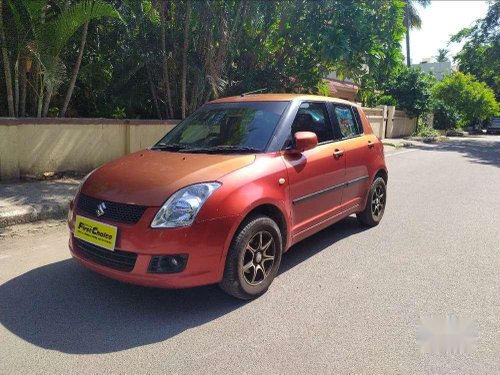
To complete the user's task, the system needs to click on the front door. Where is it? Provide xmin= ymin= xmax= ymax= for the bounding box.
xmin=282 ymin=102 xmax=346 ymax=237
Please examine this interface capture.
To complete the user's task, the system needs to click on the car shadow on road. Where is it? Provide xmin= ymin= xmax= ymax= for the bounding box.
xmin=410 ymin=137 xmax=500 ymax=167
xmin=0 ymin=217 xmax=366 ymax=354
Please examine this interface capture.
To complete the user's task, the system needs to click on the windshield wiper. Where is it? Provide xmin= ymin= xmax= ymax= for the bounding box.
xmin=181 ymin=145 xmax=261 ymax=154
xmin=151 ymin=143 xmax=190 ymax=151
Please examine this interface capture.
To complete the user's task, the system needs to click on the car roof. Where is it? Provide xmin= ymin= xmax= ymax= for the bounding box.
xmin=208 ymin=93 xmax=357 ymax=106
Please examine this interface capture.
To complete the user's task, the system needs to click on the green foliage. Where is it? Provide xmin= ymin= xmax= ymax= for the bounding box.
xmin=451 ymin=1 xmax=499 ymax=99
xmin=382 ymin=66 xmax=435 ymax=118
xmin=432 ymin=100 xmax=460 ymax=130
xmin=38 ymin=0 xmax=122 ymax=56
xmin=414 ymin=122 xmax=440 ymax=138
xmin=376 ymin=95 xmax=397 ymax=107
xmin=111 ymin=106 xmax=126 ymax=119
xmin=433 ymin=72 xmax=499 ymax=127
xmin=406 ymin=0 xmax=431 ymax=29
xmin=435 ymin=48 xmax=449 ymax=62
xmin=1 ymin=0 xmax=408 ymax=118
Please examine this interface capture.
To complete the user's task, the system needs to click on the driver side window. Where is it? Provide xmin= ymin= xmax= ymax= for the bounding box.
xmin=291 ymin=102 xmax=334 ymax=143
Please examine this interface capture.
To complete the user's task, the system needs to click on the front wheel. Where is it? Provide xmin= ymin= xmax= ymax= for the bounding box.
xmin=219 ymin=215 xmax=282 ymax=300
xmin=357 ymin=177 xmax=387 ymax=227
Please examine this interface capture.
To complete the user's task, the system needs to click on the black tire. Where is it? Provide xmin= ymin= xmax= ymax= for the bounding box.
xmin=219 ymin=215 xmax=282 ymax=300
xmin=357 ymin=177 xmax=387 ymax=227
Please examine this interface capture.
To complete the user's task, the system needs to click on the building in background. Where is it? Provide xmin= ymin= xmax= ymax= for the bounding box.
xmin=412 ymin=58 xmax=454 ymax=81
xmin=325 ymin=72 xmax=359 ymax=102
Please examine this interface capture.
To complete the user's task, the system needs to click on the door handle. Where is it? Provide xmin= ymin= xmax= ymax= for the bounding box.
xmin=333 ymin=149 xmax=344 ymax=159
xmin=368 ymin=140 xmax=375 ymax=149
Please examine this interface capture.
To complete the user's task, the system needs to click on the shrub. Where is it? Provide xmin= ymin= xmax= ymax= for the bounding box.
xmin=376 ymin=95 xmax=397 ymax=106
xmin=433 ymin=100 xmax=460 ymax=129
xmin=433 ymin=72 xmax=499 ymax=127
xmin=383 ymin=66 xmax=435 ymax=118
xmin=414 ymin=125 xmax=440 ymax=138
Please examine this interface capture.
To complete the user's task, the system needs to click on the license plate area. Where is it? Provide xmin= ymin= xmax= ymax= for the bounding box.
xmin=74 ymin=215 xmax=117 ymax=251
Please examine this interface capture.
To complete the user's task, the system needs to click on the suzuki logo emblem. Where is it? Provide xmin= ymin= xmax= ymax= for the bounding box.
xmin=96 ymin=202 xmax=107 ymax=217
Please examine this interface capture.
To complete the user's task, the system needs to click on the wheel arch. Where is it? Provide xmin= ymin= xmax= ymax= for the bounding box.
xmin=239 ymin=204 xmax=289 ymax=252
xmin=374 ymin=168 xmax=388 ymax=184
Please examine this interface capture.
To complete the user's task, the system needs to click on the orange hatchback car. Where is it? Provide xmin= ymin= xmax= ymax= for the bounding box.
xmin=68 ymin=94 xmax=387 ymax=299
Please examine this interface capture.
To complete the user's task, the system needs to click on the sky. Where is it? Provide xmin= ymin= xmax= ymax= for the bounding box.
xmin=403 ymin=0 xmax=490 ymax=65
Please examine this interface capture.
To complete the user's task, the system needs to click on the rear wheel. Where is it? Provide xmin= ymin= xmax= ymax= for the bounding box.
xmin=219 ymin=215 xmax=282 ymax=300
xmin=357 ymin=177 xmax=387 ymax=227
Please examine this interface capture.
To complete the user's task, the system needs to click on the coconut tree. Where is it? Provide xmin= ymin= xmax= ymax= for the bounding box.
xmin=38 ymin=0 xmax=122 ymax=117
xmin=404 ymin=0 xmax=431 ymax=66
xmin=435 ymin=48 xmax=450 ymax=62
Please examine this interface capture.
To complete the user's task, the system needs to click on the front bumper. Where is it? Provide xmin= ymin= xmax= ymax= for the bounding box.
xmin=68 ymin=205 xmax=240 ymax=289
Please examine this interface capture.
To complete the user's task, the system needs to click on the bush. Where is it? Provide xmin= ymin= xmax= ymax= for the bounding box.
xmin=376 ymin=95 xmax=397 ymax=106
xmin=433 ymin=100 xmax=460 ymax=129
xmin=414 ymin=123 xmax=440 ymax=138
xmin=383 ymin=66 xmax=435 ymax=118
xmin=433 ymin=72 xmax=499 ymax=128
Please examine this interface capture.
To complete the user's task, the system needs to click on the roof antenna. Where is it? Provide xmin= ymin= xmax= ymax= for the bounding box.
xmin=240 ymin=88 xmax=268 ymax=97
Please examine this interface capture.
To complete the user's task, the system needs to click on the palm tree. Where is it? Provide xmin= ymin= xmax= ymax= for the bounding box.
xmin=5 ymin=0 xmax=121 ymax=117
xmin=435 ymin=48 xmax=450 ymax=62
xmin=405 ymin=0 xmax=431 ymax=66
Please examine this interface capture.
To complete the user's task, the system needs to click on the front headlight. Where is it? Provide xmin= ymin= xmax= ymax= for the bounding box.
xmin=151 ymin=182 xmax=221 ymax=228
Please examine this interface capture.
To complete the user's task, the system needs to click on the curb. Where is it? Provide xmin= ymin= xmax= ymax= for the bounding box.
xmin=0 ymin=201 xmax=70 ymax=228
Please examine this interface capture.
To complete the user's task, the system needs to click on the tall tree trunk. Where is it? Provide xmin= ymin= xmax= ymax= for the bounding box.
xmin=19 ymin=56 xmax=26 ymax=116
xmin=160 ymin=2 xmax=173 ymax=118
xmin=37 ymin=74 xmax=43 ymax=117
xmin=146 ymin=64 xmax=162 ymax=119
xmin=189 ymin=69 xmax=200 ymax=113
xmin=14 ymin=57 xmax=19 ymax=116
xmin=42 ymin=88 xmax=52 ymax=117
xmin=0 ymin=0 xmax=15 ymax=116
xmin=37 ymin=6 xmax=46 ymax=118
xmin=60 ymin=21 xmax=89 ymax=117
xmin=405 ymin=3 xmax=411 ymax=67
xmin=181 ymin=1 xmax=192 ymax=119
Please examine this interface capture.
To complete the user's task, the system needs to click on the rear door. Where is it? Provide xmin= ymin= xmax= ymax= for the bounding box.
xmin=330 ymin=105 xmax=372 ymax=208
xmin=283 ymin=102 xmax=346 ymax=236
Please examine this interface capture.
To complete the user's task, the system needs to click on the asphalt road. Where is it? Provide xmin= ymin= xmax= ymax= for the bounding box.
xmin=1 ymin=136 xmax=499 ymax=374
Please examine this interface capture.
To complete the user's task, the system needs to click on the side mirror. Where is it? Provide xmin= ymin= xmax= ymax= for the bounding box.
xmin=292 ymin=131 xmax=318 ymax=153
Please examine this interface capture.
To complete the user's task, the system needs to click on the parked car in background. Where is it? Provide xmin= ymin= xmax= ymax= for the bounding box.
xmin=68 ymin=94 xmax=388 ymax=299
xmin=487 ymin=117 xmax=500 ymax=134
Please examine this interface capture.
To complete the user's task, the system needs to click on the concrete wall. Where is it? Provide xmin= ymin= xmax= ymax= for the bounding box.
xmin=0 ymin=108 xmax=418 ymax=181
xmin=0 ymin=118 xmax=178 ymax=181
xmin=363 ymin=106 xmax=417 ymax=139
xmin=385 ymin=109 xmax=417 ymax=138
xmin=363 ymin=106 xmax=386 ymax=139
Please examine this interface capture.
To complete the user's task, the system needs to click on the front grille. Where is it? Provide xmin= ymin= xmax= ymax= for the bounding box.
xmin=77 ymin=194 xmax=147 ymax=224
xmin=74 ymin=238 xmax=137 ymax=272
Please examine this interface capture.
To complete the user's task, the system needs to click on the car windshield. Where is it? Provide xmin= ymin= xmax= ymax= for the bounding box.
xmin=153 ymin=101 xmax=289 ymax=153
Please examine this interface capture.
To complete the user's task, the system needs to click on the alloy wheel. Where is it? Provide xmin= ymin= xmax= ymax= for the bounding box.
xmin=371 ymin=183 xmax=386 ymax=218
xmin=242 ymin=231 xmax=276 ymax=285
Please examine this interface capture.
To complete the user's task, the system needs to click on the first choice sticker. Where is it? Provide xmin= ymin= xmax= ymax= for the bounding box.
xmin=75 ymin=215 xmax=117 ymax=251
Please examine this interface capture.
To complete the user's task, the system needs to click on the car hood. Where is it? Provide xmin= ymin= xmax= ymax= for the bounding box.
xmin=81 ymin=150 xmax=256 ymax=206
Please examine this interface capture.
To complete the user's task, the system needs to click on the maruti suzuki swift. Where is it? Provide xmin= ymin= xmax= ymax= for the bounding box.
xmin=68 ymin=94 xmax=387 ymax=299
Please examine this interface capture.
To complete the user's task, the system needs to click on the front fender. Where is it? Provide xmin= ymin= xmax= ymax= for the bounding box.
xmin=196 ymin=153 xmax=291 ymax=277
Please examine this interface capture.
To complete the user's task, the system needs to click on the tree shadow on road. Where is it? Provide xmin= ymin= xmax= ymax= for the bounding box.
xmin=0 ymin=179 xmax=79 ymax=207
xmin=410 ymin=137 xmax=500 ymax=167
xmin=0 ymin=217 xmax=366 ymax=354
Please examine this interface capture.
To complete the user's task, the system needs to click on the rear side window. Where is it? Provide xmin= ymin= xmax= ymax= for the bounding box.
xmin=291 ymin=102 xmax=334 ymax=143
xmin=351 ymin=107 xmax=364 ymax=134
xmin=334 ymin=106 xmax=361 ymax=139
